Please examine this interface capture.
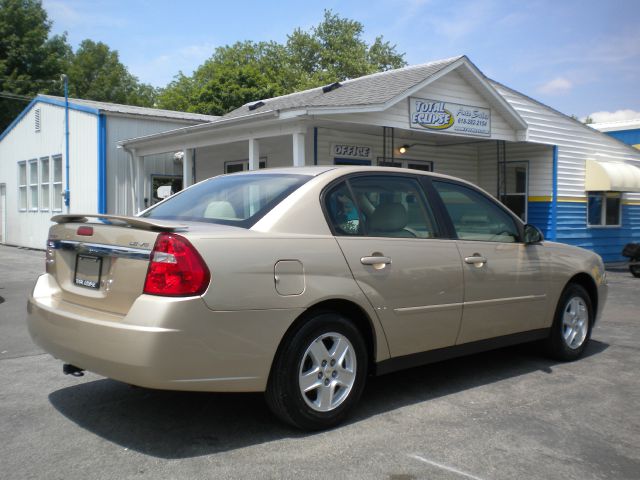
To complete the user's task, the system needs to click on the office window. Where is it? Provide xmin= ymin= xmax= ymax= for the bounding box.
xmin=52 ymin=155 xmax=63 ymax=211
xmin=18 ymin=161 xmax=27 ymax=211
xmin=40 ymin=157 xmax=50 ymax=211
xmin=224 ymin=159 xmax=267 ymax=173
xmin=588 ymin=192 xmax=621 ymax=226
xmin=29 ymin=159 xmax=38 ymax=210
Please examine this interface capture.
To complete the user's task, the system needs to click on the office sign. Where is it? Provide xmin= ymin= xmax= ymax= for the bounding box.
xmin=331 ymin=143 xmax=373 ymax=159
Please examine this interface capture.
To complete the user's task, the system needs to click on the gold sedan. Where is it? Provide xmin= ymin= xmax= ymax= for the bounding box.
xmin=27 ymin=167 xmax=607 ymax=429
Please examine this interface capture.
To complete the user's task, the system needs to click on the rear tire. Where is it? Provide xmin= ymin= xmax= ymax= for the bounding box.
xmin=545 ymin=284 xmax=593 ymax=361
xmin=265 ymin=312 xmax=368 ymax=430
xmin=630 ymin=264 xmax=640 ymax=278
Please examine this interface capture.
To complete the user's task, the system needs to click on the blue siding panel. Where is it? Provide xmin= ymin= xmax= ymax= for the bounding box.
xmin=528 ymin=201 xmax=553 ymax=238
xmin=605 ymin=129 xmax=640 ymax=146
xmin=554 ymin=203 xmax=640 ymax=262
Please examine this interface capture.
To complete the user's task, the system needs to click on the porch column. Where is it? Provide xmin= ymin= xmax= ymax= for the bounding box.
xmin=183 ymin=148 xmax=194 ymax=188
xmin=135 ymin=153 xmax=145 ymax=213
xmin=292 ymin=131 xmax=306 ymax=167
xmin=248 ymin=139 xmax=260 ymax=170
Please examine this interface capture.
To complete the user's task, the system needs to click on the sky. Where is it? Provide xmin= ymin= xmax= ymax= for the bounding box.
xmin=42 ymin=0 xmax=640 ymax=122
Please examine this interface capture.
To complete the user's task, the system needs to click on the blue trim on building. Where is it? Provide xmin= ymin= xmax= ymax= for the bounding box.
xmin=605 ymin=129 xmax=640 ymax=146
xmin=528 ymin=201 xmax=553 ymax=239
xmin=550 ymin=145 xmax=558 ymax=240
xmin=530 ymin=201 xmax=640 ymax=262
xmin=97 ymin=114 xmax=107 ymax=214
xmin=0 ymin=96 xmax=99 ymax=142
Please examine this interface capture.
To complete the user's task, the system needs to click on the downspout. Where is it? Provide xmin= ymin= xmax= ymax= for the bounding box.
xmin=122 ymin=145 xmax=137 ymax=216
xmin=313 ymin=127 xmax=318 ymax=165
xmin=62 ymin=74 xmax=70 ymax=212
xmin=97 ymin=114 xmax=107 ymax=214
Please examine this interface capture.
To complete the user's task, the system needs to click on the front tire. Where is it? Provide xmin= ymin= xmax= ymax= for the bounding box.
xmin=265 ymin=312 xmax=368 ymax=430
xmin=630 ymin=264 xmax=640 ymax=278
xmin=545 ymin=284 xmax=593 ymax=361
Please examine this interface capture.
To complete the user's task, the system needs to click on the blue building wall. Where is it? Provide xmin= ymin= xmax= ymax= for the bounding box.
xmin=528 ymin=199 xmax=640 ymax=262
xmin=604 ymin=128 xmax=640 ymax=147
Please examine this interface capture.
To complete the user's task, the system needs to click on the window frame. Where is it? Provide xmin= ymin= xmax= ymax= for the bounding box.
xmin=52 ymin=155 xmax=63 ymax=212
xmin=427 ymin=177 xmax=525 ymax=243
xmin=39 ymin=156 xmax=50 ymax=211
xmin=320 ymin=171 xmax=445 ymax=239
xmin=224 ymin=158 xmax=267 ymax=174
xmin=17 ymin=161 xmax=27 ymax=212
xmin=587 ymin=191 xmax=622 ymax=228
xmin=28 ymin=159 xmax=38 ymax=211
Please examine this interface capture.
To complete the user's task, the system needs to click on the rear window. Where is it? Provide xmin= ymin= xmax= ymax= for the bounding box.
xmin=142 ymin=173 xmax=309 ymax=228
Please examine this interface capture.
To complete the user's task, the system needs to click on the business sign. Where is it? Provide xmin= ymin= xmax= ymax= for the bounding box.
xmin=331 ymin=143 xmax=373 ymax=159
xmin=409 ymin=97 xmax=491 ymax=137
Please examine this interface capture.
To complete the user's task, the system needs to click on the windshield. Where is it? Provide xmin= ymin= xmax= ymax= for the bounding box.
xmin=142 ymin=173 xmax=310 ymax=228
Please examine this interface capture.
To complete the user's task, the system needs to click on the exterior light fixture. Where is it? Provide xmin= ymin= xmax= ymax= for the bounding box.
xmin=399 ymin=144 xmax=411 ymax=154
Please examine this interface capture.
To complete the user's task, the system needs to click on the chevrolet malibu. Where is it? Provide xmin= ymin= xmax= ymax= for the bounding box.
xmin=28 ymin=166 xmax=607 ymax=430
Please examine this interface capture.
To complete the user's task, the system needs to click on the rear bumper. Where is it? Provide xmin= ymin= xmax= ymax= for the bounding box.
xmin=27 ymin=274 xmax=303 ymax=392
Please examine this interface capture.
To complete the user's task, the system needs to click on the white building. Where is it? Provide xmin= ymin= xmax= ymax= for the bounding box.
xmin=0 ymin=95 xmax=217 ymax=248
xmin=120 ymin=56 xmax=640 ymax=262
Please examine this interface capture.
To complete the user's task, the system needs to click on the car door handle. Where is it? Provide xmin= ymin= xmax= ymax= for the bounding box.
xmin=464 ymin=255 xmax=487 ymax=266
xmin=360 ymin=256 xmax=392 ymax=267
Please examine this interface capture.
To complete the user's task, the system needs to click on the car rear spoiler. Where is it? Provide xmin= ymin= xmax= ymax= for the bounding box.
xmin=51 ymin=214 xmax=188 ymax=232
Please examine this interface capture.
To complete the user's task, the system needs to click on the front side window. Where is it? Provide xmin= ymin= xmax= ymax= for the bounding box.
xmin=143 ymin=173 xmax=309 ymax=228
xmin=588 ymin=192 xmax=621 ymax=226
xmin=433 ymin=180 xmax=520 ymax=243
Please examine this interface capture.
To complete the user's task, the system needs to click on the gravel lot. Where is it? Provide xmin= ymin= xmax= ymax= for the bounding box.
xmin=1 ymin=244 xmax=638 ymax=480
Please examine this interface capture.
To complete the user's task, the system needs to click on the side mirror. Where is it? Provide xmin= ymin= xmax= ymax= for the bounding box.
xmin=524 ymin=224 xmax=544 ymax=244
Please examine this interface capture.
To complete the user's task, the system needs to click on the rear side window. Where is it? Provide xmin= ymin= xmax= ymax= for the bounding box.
xmin=325 ymin=176 xmax=437 ymax=238
xmin=143 ymin=173 xmax=309 ymax=228
xmin=433 ymin=180 xmax=520 ymax=243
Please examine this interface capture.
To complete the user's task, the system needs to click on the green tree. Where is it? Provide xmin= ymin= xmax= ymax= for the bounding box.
xmin=68 ymin=39 xmax=156 ymax=107
xmin=157 ymin=9 xmax=406 ymax=115
xmin=159 ymin=41 xmax=294 ymax=115
xmin=286 ymin=10 xmax=406 ymax=87
xmin=0 ymin=0 xmax=71 ymax=132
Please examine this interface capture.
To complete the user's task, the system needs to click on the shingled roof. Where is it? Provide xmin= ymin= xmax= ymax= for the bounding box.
xmin=222 ymin=56 xmax=464 ymax=120
xmin=39 ymin=95 xmax=219 ymax=123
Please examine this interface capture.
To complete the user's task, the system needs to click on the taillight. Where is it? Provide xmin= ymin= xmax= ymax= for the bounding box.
xmin=143 ymin=233 xmax=210 ymax=296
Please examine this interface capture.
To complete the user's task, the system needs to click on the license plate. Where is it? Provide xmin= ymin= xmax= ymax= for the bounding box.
xmin=74 ymin=254 xmax=102 ymax=289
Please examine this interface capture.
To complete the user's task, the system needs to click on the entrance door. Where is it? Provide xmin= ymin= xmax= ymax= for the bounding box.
xmin=0 ymin=184 xmax=6 ymax=243
xmin=150 ymin=175 xmax=183 ymax=206
xmin=499 ymin=161 xmax=528 ymax=222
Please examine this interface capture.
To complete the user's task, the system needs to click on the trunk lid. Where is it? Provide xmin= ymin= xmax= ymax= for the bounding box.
xmin=46 ymin=214 xmax=188 ymax=315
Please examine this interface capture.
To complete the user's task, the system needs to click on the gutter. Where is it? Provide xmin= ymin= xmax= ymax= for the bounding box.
xmin=118 ymin=110 xmax=280 ymax=150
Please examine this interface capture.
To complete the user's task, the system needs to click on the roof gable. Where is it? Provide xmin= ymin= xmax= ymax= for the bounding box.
xmin=222 ymin=56 xmax=463 ymax=120
xmin=221 ymin=56 xmax=527 ymax=134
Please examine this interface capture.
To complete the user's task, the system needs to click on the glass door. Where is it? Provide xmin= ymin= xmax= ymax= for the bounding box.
xmin=498 ymin=161 xmax=528 ymax=222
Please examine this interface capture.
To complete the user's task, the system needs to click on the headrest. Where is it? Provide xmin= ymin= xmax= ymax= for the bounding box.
xmin=369 ymin=202 xmax=408 ymax=232
xmin=203 ymin=201 xmax=238 ymax=219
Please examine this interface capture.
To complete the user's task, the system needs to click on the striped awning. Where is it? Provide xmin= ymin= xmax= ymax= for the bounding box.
xmin=585 ymin=159 xmax=640 ymax=192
